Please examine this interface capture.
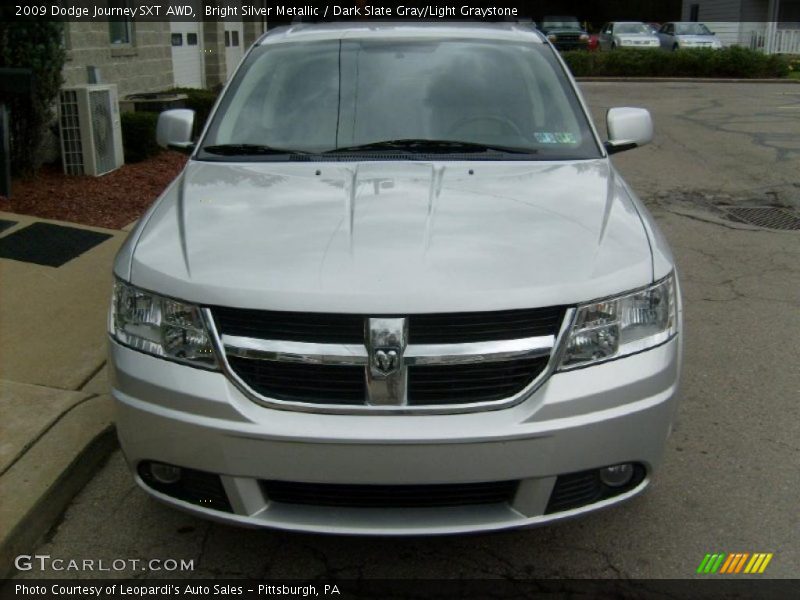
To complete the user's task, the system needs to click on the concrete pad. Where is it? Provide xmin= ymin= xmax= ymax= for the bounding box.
xmin=0 ymin=222 xmax=124 ymax=390
xmin=0 ymin=380 xmax=91 ymax=474
xmin=0 ymin=395 xmax=116 ymax=579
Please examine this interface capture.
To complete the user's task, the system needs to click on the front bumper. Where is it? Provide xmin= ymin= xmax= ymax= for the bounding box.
xmin=110 ymin=335 xmax=681 ymax=535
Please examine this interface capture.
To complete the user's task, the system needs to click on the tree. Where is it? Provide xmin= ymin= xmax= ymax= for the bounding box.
xmin=0 ymin=15 xmax=66 ymax=175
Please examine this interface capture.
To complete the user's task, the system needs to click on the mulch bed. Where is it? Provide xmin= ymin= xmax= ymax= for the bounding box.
xmin=0 ymin=151 xmax=188 ymax=230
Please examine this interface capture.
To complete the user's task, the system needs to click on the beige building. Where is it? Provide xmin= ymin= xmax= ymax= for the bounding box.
xmin=62 ymin=8 xmax=267 ymax=95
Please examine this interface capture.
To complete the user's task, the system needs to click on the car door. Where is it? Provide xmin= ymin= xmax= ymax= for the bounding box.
xmin=659 ymin=23 xmax=675 ymax=50
xmin=599 ymin=23 xmax=613 ymax=51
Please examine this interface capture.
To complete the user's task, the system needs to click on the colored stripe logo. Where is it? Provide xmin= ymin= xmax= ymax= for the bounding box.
xmin=697 ymin=553 xmax=773 ymax=574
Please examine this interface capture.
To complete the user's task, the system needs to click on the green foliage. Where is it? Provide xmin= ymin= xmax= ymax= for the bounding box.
xmin=169 ymin=87 xmax=220 ymax=138
xmin=562 ymin=47 xmax=790 ymax=79
xmin=0 ymin=17 xmax=66 ymax=174
xmin=120 ymin=111 xmax=160 ymax=163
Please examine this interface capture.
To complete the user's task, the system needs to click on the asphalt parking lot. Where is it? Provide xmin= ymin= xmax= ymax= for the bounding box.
xmin=16 ymin=82 xmax=800 ymax=580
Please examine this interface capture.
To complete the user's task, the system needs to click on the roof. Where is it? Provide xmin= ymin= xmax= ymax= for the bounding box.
xmin=258 ymin=21 xmax=545 ymax=45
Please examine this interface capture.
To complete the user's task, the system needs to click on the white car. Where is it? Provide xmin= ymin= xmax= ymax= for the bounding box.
xmin=599 ymin=22 xmax=661 ymax=50
xmin=658 ymin=22 xmax=723 ymax=50
xmin=111 ymin=22 xmax=682 ymax=535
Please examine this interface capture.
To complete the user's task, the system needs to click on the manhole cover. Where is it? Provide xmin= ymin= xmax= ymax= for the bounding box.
xmin=722 ymin=206 xmax=800 ymax=231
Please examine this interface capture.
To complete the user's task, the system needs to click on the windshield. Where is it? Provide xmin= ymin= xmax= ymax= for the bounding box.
xmin=675 ymin=23 xmax=712 ymax=35
xmin=615 ymin=23 xmax=652 ymax=35
xmin=199 ymin=38 xmax=600 ymax=161
xmin=542 ymin=17 xmax=581 ymax=30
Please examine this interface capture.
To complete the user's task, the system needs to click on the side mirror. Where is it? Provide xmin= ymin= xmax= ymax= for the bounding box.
xmin=156 ymin=109 xmax=195 ymax=153
xmin=605 ymin=107 xmax=653 ymax=154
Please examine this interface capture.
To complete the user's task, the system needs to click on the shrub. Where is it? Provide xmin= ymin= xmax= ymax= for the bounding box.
xmin=562 ymin=46 xmax=790 ymax=79
xmin=121 ymin=111 xmax=160 ymax=163
xmin=170 ymin=87 xmax=220 ymax=138
xmin=0 ymin=17 xmax=66 ymax=175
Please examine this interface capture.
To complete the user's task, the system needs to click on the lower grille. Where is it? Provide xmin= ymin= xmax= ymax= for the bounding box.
xmin=261 ymin=480 xmax=519 ymax=508
xmin=545 ymin=465 xmax=646 ymax=514
xmin=407 ymin=357 xmax=549 ymax=405
xmin=227 ymin=357 xmax=365 ymax=405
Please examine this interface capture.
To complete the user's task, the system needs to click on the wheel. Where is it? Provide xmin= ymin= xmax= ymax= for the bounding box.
xmin=611 ymin=42 xmax=617 ymax=50
xmin=673 ymin=43 xmax=679 ymax=51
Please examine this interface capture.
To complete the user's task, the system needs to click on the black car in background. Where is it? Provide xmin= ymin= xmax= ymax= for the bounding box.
xmin=539 ymin=16 xmax=590 ymax=51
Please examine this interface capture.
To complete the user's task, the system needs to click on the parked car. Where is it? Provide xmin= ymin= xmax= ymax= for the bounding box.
xmin=599 ymin=22 xmax=661 ymax=50
xmin=657 ymin=22 xmax=723 ymax=50
xmin=539 ymin=15 xmax=590 ymax=50
xmin=112 ymin=22 xmax=682 ymax=535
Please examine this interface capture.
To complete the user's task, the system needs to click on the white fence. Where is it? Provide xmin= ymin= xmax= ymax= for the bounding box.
xmin=750 ymin=28 xmax=800 ymax=54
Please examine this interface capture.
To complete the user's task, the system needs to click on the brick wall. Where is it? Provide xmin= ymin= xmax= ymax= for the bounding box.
xmin=63 ymin=21 xmax=174 ymax=96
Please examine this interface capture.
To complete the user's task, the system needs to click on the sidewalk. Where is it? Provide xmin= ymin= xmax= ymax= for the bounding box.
xmin=0 ymin=211 xmax=132 ymax=578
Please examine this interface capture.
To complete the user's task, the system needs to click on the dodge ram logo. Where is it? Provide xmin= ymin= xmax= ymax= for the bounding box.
xmin=373 ymin=348 xmax=400 ymax=375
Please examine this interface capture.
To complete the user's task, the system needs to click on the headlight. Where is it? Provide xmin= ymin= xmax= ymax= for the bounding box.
xmin=110 ymin=280 xmax=218 ymax=368
xmin=558 ymin=273 xmax=677 ymax=370
xmin=579 ymin=33 xmax=589 ymax=41
xmin=547 ymin=34 xmax=557 ymax=42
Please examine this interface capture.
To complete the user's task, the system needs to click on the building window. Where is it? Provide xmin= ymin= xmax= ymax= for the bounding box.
xmin=689 ymin=4 xmax=700 ymax=22
xmin=224 ymin=31 xmax=230 ymax=47
xmin=187 ymin=33 xmax=198 ymax=46
xmin=231 ymin=31 xmax=240 ymax=47
xmin=108 ymin=1 xmax=133 ymax=45
xmin=171 ymin=33 xmax=183 ymax=46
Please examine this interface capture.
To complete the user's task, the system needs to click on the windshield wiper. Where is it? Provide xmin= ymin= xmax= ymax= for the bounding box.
xmin=325 ymin=139 xmax=537 ymax=155
xmin=202 ymin=143 xmax=312 ymax=156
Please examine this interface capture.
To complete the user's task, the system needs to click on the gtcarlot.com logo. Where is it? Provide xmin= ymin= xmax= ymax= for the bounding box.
xmin=15 ymin=554 xmax=195 ymax=572
xmin=697 ymin=552 xmax=773 ymax=574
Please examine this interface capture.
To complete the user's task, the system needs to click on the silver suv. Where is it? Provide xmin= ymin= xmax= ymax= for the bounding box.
xmin=110 ymin=22 xmax=682 ymax=534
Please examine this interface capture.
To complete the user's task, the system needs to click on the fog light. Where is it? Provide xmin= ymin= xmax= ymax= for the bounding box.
xmin=599 ymin=463 xmax=634 ymax=488
xmin=150 ymin=462 xmax=182 ymax=484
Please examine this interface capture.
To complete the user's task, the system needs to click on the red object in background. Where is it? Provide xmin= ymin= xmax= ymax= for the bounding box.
xmin=588 ymin=34 xmax=599 ymax=51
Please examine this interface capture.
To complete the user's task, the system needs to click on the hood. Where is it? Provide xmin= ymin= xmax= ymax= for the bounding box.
xmin=617 ymin=34 xmax=658 ymax=42
xmin=677 ymin=34 xmax=717 ymax=44
xmin=125 ymin=160 xmax=654 ymax=313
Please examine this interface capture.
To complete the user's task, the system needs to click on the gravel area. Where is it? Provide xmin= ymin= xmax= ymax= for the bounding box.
xmin=0 ymin=152 xmax=187 ymax=230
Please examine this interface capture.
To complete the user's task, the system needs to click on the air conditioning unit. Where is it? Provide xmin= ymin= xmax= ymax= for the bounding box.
xmin=59 ymin=84 xmax=125 ymax=176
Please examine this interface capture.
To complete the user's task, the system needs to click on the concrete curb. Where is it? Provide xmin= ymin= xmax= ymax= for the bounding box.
xmin=576 ymin=77 xmax=800 ymax=83
xmin=0 ymin=395 xmax=118 ymax=579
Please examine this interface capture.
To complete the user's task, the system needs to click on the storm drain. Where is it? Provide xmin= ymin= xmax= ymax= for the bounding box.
xmin=720 ymin=206 xmax=800 ymax=231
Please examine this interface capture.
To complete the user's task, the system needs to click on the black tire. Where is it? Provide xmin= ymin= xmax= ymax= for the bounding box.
xmin=611 ymin=42 xmax=616 ymax=50
xmin=673 ymin=43 xmax=679 ymax=51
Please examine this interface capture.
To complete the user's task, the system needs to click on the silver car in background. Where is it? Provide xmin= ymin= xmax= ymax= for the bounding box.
xmin=657 ymin=22 xmax=723 ymax=50
xmin=110 ymin=22 xmax=682 ymax=535
xmin=599 ymin=22 xmax=661 ymax=50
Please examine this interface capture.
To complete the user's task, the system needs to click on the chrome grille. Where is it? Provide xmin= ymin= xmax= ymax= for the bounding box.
xmin=407 ymin=357 xmax=549 ymax=404
xmin=207 ymin=306 xmax=570 ymax=413
xmin=212 ymin=307 xmax=363 ymax=343
xmin=408 ymin=307 xmax=565 ymax=343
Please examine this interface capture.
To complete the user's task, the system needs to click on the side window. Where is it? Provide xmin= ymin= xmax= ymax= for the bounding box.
xmin=108 ymin=0 xmax=133 ymax=45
